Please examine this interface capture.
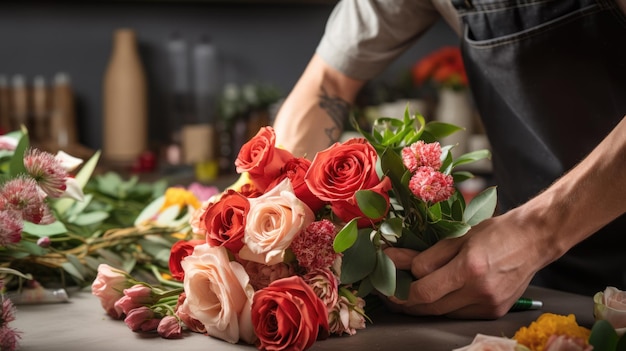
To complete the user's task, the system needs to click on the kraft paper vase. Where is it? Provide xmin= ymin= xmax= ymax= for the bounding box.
xmin=103 ymin=28 xmax=147 ymax=165
xmin=435 ymin=88 xmax=473 ymax=156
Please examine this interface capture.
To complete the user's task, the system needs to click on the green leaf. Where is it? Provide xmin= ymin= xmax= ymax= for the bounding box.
xmin=357 ymin=276 xmax=374 ymax=297
xmin=452 ymin=149 xmax=491 ymax=168
xmin=617 ymin=332 xmax=626 ymax=351
xmin=61 ymin=261 xmax=85 ymax=281
xmin=463 ymin=186 xmax=497 ymax=226
xmin=73 ymin=211 xmax=110 ymax=226
xmin=589 ymin=320 xmax=619 ymax=351
xmin=0 ymin=267 xmax=33 ymax=280
xmin=22 ymin=220 xmax=68 ymax=237
xmin=333 ymin=218 xmax=359 ymax=253
xmin=423 ymin=121 xmax=464 ymax=140
xmin=356 ymin=190 xmax=388 ymax=220
xmin=340 ymin=229 xmax=377 ymax=284
xmin=370 ymin=249 xmax=396 ymax=296
xmin=395 ymin=270 xmax=413 ymax=300
xmin=379 ymin=217 xmax=403 ymax=238
xmin=428 ymin=202 xmax=442 ymax=222
xmin=67 ymin=254 xmax=89 ymax=278
xmin=452 ymin=171 xmax=474 ymax=183
xmin=8 ymin=130 xmax=28 ymax=177
xmin=134 ymin=196 xmax=165 ymax=226
xmin=434 ymin=219 xmax=471 ymax=239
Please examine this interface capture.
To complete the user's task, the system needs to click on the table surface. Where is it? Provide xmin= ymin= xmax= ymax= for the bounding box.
xmin=13 ymin=285 xmax=595 ymax=351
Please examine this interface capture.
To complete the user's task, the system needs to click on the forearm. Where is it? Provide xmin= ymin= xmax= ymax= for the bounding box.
xmin=273 ymin=53 xmax=366 ymax=158
xmin=510 ymin=116 xmax=626 ymax=265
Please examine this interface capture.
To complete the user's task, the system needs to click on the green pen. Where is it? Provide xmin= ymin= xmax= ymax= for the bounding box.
xmin=509 ymin=297 xmax=543 ymax=312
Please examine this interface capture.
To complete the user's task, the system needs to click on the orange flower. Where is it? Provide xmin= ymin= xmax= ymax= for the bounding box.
xmin=412 ymin=46 xmax=468 ymax=90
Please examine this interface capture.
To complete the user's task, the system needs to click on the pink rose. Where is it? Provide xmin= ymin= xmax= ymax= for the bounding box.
xmin=235 ymin=126 xmax=294 ymax=192
xmin=181 ymin=244 xmax=256 ymax=344
xmin=157 ymin=316 xmax=183 ymax=339
xmin=124 ymin=306 xmax=161 ymax=332
xmin=594 ymin=286 xmax=626 ymax=335
xmin=453 ymin=334 xmax=519 ymax=351
xmin=252 ymin=276 xmax=329 ymax=351
xmin=266 ymin=157 xmax=325 ymax=212
xmin=199 ymin=189 xmax=250 ymax=254
xmin=114 ymin=284 xmax=154 ymax=316
xmin=175 ymin=292 xmax=206 ymax=334
xmin=545 ymin=335 xmax=592 ymax=351
xmin=239 ymin=178 xmax=314 ymax=266
xmin=91 ymin=264 xmax=131 ymax=319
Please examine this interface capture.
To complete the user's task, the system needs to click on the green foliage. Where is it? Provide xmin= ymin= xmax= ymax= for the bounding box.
xmin=340 ymin=107 xmax=497 ymax=297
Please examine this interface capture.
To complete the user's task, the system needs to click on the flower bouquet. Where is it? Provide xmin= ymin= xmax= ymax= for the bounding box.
xmin=93 ymin=107 xmax=498 ymax=350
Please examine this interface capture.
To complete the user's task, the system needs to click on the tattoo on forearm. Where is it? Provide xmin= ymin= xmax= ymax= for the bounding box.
xmin=318 ymin=87 xmax=351 ymax=145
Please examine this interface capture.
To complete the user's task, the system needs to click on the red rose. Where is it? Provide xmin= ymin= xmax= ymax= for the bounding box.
xmin=169 ymin=239 xmax=205 ymax=281
xmin=252 ymin=276 xmax=329 ymax=351
xmin=305 ymin=138 xmax=391 ymax=226
xmin=331 ymin=176 xmax=391 ymax=227
xmin=200 ymin=189 xmax=250 ymax=254
xmin=235 ymin=126 xmax=294 ymax=192
xmin=266 ymin=157 xmax=325 ymax=212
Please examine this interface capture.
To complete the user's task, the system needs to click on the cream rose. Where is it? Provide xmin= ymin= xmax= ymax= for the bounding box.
xmin=453 ymin=334 xmax=522 ymax=351
xmin=238 ymin=178 xmax=314 ymax=265
xmin=594 ymin=286 xmax=626 ymax=335
xmin=181 ymin=244 xmax=256 ymax=344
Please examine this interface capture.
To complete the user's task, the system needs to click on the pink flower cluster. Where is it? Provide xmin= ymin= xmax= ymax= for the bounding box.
xmin=402 ymin=141 xmax=454 ymax=203
xmin=91 ymin=264 xmax=183 ymax=339
xmin=0 ymin=297 xmax=21 ymax=351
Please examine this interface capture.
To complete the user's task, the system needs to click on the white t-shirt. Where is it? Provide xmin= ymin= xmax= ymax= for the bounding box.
xmin=316 ymin=0 xmax=626 ymax=81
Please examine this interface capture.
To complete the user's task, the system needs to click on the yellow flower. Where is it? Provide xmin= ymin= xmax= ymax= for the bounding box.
xmin=513 ymin=313 xmax=590 ymax=351
xmin=159 ymin=188 xmax=201 ymax=212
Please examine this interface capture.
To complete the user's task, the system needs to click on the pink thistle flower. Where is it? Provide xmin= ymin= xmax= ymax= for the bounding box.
xmin=0 ymin=176 xmax=49 ymax=224
xmin=23 ymin=148 xmax=68 ymax=198
xmin=408 ymin=166 xmax=455 ymax=203
xmin=1 ymin=298 xmax=17 ymax=324
xmin=401 ymin=141 xmax=443 ymax=173
xmin=290 ymin=219 xmax=340 ymax=271
xmin=0 ymin=211 xmax=23 ymax=246
xmin=0 ymin=326 xmax=21 ymax=351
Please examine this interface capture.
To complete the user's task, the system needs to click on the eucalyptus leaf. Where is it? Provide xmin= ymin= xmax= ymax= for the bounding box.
xmin=395 ymin=270 xmax=413 ymax=300
xmin=73 ymin=211 xmax=110 ymax=226
xmin=333 ymin=218 xmax=359 ymax=253
xmin=379 ymin=217 xmax=403 ymax=238
xmin=463 ymin=186 xmax=497 ymax=226
xmin=434 ymin=219 xmax=471 ymax=240
xmin=617 ymin=332 xmax=626 ymax=351
xmin=61 ymin=262 xmax=85 ymax=281
xmin=424 ymin=121 xmax=464 ymax=140
xmin=84 ymin=256 xmax=104 ymax=272
xmin=22 ymin=220 xmax=67 ymax=237
xmin=8 ymin=130 xmax=28 ymax=177
xmin=452 ymin=149 xmax=491 ymax=168
xmin=357 ymin=276 xmax=374 ymax=298
xmin=340 ymin=229 xmax=376 ymax=284
xmin=66 ymin=254 xmax=89 ymax=278
xmin=0 ymin=267 xmax=33 ymax=280
xmin=134 ymin=196 xmax=165 ymax=226
xmin=452 ymin=171 xmax=474 ymax=183
xmin=589 ymin=319 xmax=618 ymax=351
xmin=356 ymin=190 xmax=388 ymax=220
xmin=370 ymin=249 xmax=396 ymax=296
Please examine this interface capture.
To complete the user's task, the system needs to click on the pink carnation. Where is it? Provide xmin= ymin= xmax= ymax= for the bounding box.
xmin=290 ymin=219 xmax=340 ymax=271
xmin=242 ymin=260 xmax=295 ymax=290
xmin=401 ymin=141 xmax=442 ymax=172
xmin=408 ymin=166 xmax=454 ymax=203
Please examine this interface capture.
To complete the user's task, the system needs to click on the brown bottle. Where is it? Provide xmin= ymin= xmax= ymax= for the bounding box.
xmin=102 ymin=28 xmax=147 ymax=165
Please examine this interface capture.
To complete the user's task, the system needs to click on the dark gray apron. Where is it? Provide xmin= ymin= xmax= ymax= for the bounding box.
xmin=452 ymin=0 xmax=626 ymax=296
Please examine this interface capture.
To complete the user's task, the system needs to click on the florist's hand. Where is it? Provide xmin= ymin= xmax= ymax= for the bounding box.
xmin=385 ymin=213 xmax=551 ymax=319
